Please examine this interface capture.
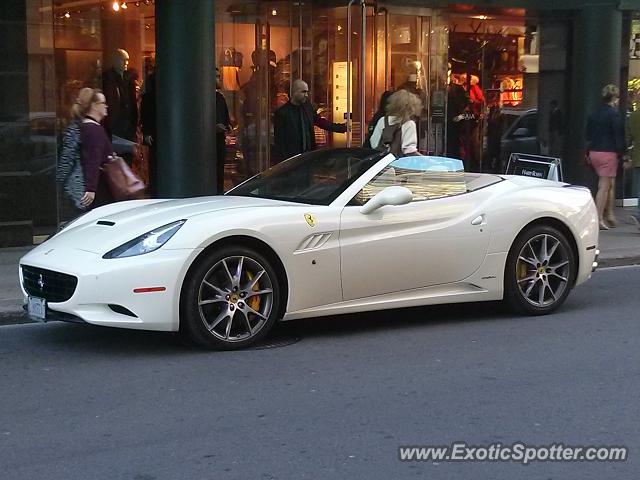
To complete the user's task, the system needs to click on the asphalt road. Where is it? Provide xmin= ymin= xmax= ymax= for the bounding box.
xmin=1 ymin=266 xmax=638 ymax=480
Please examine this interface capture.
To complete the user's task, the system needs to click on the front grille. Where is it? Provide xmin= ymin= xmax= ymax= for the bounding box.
xmin=21 ymin=265 xmax=78 ymax=303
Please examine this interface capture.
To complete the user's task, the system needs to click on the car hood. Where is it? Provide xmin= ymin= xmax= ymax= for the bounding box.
xmin=44 ymin=195 xmax=294 ymax=254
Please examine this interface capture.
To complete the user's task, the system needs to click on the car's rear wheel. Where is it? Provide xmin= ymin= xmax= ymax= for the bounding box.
xmin=180 ymin=246 xmax=281 ymax=350
xmin=504 ymin=225 xmax=575 ymax=315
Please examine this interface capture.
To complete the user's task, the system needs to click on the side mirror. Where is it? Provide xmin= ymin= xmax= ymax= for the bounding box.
xmin=360 ymin=186 xmax=413 ymax=215
xmin=512 ymin=127 xmax=531 ymax=138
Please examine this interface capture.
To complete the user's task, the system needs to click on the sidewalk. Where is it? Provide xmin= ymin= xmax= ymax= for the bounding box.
xmin=1 ymin=207 xmax=638 ymax=317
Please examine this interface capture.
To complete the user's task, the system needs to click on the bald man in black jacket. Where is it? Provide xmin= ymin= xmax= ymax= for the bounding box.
xmin=273 ymin=79 xmax=347 ymax=163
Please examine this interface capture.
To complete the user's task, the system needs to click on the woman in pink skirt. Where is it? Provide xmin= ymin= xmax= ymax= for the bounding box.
xmin=586 ymin=84 xmax=630 ymax=230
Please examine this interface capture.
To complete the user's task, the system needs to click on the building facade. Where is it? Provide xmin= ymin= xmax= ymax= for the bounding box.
xmin=1 ymin=0 xmax=639 ymax=245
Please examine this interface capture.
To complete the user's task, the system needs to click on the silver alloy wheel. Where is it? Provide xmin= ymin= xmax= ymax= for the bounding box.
xmin=515 ymin=233 xmax=570 ymax=308
xmin=197 ymin=255 xmax=274 ymax=343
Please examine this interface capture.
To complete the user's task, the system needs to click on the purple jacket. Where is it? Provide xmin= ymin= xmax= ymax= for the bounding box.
xmin=80 ymin=118 xmax=113 ymax=192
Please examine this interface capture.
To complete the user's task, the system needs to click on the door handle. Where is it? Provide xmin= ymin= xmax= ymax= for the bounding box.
xmin=471 ymin=215 xmax=485 ymax=226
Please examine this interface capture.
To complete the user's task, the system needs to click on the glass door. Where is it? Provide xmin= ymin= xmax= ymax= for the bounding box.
xmin=216 ymin=1 xmax=298 ymax=184
xmin=371 ymin=7 xmax=448 ymax=155
xmin=309 ymin=2 xmax=375 ymax=149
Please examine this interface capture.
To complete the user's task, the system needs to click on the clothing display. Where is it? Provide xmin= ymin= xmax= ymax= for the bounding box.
xmin=220 ymin=48 xmax=243 ymax=68
xmin=102 ymin=67 xmax=138 ymax=141
xmin=221 ymin=66 xmax=241 ymax=91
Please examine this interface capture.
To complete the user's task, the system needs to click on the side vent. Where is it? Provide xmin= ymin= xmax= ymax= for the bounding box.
xmin=108 ymin=304 xmax=138 ymax=317
xmin=97 ymin=220 xmax=116 ymax=226
xmin=296 ymin=233 xmax=333 ymax=252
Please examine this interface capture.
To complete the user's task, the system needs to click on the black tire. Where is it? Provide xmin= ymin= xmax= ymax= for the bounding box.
xmin=180 ymin=245 xmax=281 ymax=350
xmin=504 ymin=224 xmax=576 ymax=315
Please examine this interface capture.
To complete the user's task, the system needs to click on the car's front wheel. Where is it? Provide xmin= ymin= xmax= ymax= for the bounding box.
xmin=180 ymin=246 xmax=281 ymax=350
xmin=504 ymin=225 xmax=576 ymax=315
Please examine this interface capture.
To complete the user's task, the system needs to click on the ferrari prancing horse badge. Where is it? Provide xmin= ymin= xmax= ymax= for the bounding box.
xmin=304 ymin=213 xmax=316 ymax=227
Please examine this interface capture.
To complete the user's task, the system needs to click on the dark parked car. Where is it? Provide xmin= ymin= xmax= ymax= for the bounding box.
xmin=499 ymin=108 xmax=545 ymax=170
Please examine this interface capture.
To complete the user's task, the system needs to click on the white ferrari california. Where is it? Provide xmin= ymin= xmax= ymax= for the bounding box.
xmin=19 ymin=148 xmax=599 ymax=349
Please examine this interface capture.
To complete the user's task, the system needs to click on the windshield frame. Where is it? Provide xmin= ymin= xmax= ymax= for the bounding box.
xmin=225 ymin=148 xmax=387 ymax=206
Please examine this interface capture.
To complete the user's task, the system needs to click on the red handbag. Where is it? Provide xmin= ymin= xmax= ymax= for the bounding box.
xmin=102 ymin=156 xmax=146 ymax=200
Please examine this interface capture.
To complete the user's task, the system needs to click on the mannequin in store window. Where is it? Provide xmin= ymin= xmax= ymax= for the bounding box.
xmin=273 ymin=79 xmax=348 ymax=163
xmin=102 ymin=48 xmax=138 ymax=143
xmin=460 ymin=73 xmax=485 ymax=172
xmin=238 ymin=49 xmax=277 ymax=177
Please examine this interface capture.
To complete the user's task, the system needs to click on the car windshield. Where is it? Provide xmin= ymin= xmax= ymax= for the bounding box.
xmin=227 ymin=148 xmax=386 ymax=205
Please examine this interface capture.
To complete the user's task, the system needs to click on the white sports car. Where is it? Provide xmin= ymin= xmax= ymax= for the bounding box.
xmin=20 ymin=149 xmax=599 ymax=349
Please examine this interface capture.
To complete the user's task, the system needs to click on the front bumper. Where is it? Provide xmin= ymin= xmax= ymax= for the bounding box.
xmin=19 ymin=246 xmax=200 ymax=332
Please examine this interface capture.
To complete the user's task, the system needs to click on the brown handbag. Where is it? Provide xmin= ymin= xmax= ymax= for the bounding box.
xmin=101 ymin=155 xmax=146 ymax=200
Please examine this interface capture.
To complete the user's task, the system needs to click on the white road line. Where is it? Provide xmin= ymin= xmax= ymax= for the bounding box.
xmin=598 ymin=264 xmax=640 ymax=271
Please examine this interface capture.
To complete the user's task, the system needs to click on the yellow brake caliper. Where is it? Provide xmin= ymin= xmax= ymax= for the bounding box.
xmin=517 ymin=259 xmax=528 ymax=282
xmin=246 ymin=271 xmax=261 ymax=311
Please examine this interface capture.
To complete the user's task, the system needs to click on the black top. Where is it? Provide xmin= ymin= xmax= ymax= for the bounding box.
xmin=216 ymin=91 xmax=230 ymax=134
xmin=102 ymin=67 xmax=138 ymax=141
xmin=586 ymin=104 xmax=626 ymax=154
xmin=273 ymin=101 xmax=347 ymax=163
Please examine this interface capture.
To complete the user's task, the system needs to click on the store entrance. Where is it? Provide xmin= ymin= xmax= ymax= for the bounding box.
xmin=445 ymin=8 xmax=544 ymax=173
xmin=372 ymin=6 xmax=448 ymax=156
xmin=219 ymin=1 xmax=382 ymax=184
xmin=217 ymin=1 xmax=311 ymax=186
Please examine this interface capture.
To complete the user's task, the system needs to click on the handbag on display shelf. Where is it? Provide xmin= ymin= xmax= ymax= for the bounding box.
xmin=102 ymin=155 xmax=146 ymax=200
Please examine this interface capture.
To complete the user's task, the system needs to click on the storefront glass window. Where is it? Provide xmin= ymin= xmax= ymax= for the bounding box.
xmin=1 ymin=1 xmax=57 ymax=245
xmin=53 ymin=0 xmax=156 ymax=221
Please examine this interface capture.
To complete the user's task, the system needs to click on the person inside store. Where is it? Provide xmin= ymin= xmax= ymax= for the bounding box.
xmin=364 ymin=90 xmax=393 ymax=148
xmin=369 ymin=89 xmax=423 ymax=157
xmin=215 ymin=68 xmax=231 ymax=193
xmin=446 ymin=70 xmax=470 ymax=160
xmin=586 ymin=84 xmax=630 ymax=230
xmin=273 ymin=79 xmax=348 ymax=163
xmin=102 ymin=48 xmax=139 ymax=143
xmin=76 ymin=87 xmax=115 ymax=209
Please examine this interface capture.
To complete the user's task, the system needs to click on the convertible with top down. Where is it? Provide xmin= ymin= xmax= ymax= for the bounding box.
xmin=19 ymin=148 xmax=599 ymax=349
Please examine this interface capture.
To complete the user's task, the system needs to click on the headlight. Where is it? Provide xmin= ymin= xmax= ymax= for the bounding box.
xmin=103 ymin=220 xmax=186 ymax=259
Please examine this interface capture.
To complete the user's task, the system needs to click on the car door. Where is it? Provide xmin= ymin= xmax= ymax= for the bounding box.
xmin=338 ymin=159 xmax=493 ymax=301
